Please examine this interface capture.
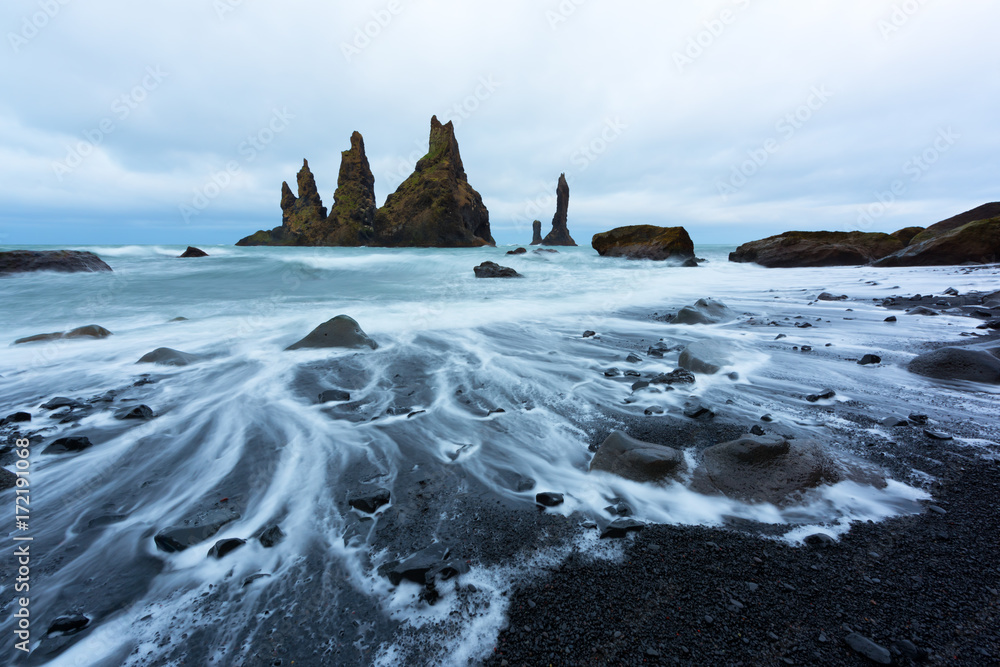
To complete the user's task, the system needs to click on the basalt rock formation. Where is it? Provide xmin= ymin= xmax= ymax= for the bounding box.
xmin=530 ymin=220 xmax=543 ymax=245
xmin=540 ymin=173 xmax=576 ymax=246
xmin=729 ymin=231 xmax=902 ymax=267
xmin=0 ymin=250 xmax=112 ymax=274
xmin=236 ymin=160 xmax=328 ymax=246
xmin=375 ymin=116 xmax=494 ymax=247
xmin=320 ymin=131 xmax=378 ymax=246
xmin=591 ymin=225 xmax=695 ymax=262
xmin=874 ymin=207 xmax=1000 ymax=267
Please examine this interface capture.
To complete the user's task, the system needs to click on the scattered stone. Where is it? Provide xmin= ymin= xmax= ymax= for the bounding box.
xmin=600 ymin=518 xmax=645 ymax=539
xmin=761 ymin=414 xmax=774 ymax=422
xmin=257 ymin=525 xmax=285 ymax=548
xmin=47 ymin=614 xmax=90 ymax=635
xmin=858 ymin=354 xmax=882 ymax=365
xmin=535 ymin=492 xmax=564 ymax=507
xmin=243 ymin=573 xmax=272 ymax=587
xmin=154 ymin=509 xmax=240 ymax=553
xmin=40 ymin=397 xmax=85 ymax=410
xmin=589 ymin=431 xmax=687 ymax=483
xmin=137 ymin=347 xmax=203 ymax=366
xmin=604 ymin=368 xmax=620 ymax=377
xmin=651 ymin=368 xmax=695 ymax=385
xmin=671 ymin=298 xmax=735 ymax=325
xmin=1 ymin=468 xmax=18 ymax=491
xmin=474 ymin=261 xmax=522 ymax=278
xmin=348 ymin=488 xmax=391 ymax=513
xmin=908 ymin=413 xmax=929 ymax=425
xmin=683 ymin=403 xmax=714 ymax=420
xmin=379 ymin=543 xmax=467 ymax=586
xmin=891 ymin=639 xmax=928 ymax=662
xmin=43 ymin=436 xmax=93 ymax=454
xmin=15 ymin=324 xmax=113 ymax=345
xmin=3 ymin=411 xmax=30 ymax=423
xmin=844 ymin=632 xmax=892 ymax=664
xmin=114 ymin=405 xmax=154 ymax=420
xmin=924 ymin=430 xmax=953 ymax=441
xmin=678 ymin=340 xmax=735 ymax=375
xmin=804 ymin=533 xmax=836 ymax=547
xmin=907 ymin=306 xmax=940 ymax=316
xmin=884 ymin=316 xmax=897 ymax=322
xmin=750 ymin=425 xmax=766 ymax=436
xmin=817 ymin=293 xmax=848 ymax=301
xmin=583 ymin=330 xmax=596 ymax=338
xmin=286 ymin=315 xmax=378 ymax=350
xmin=644 ymin=406 xmax=665 ymax=416
xmin=881 ymin=416 xmax=909 ymax=427
xmin=208 ymin=538 xmax=247 ymax=559
xmin=506 ymin=247 xmax=527 ymax=255
xmin=806 ymin=389 xmax=836 ymax=402
xmin=775 ymin=334 xmax=787 ymax=340
xmin=625 ymin=353 xmax=642 ymax=363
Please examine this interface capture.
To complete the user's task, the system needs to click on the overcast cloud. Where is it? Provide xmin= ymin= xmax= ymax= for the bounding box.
xmin=1 ymin=0 xmax=997 ymax=246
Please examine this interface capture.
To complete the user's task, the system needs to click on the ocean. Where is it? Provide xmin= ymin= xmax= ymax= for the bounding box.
xmin=1 ymin=244 xmax=998 ymax=666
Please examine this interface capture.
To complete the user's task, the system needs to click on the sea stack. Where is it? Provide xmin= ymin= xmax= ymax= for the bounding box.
xmin=530 ymin=220 xmax=543 ymax=245
xmin=375 ymin=116 xmax=494 ymax=247
xmin=320 ymin=131 xmax=378 ymax=246
xmin=540 ymin=174 xmax=576 ymax=246
xmin=236 ymin=160 xmax=328 ymax=246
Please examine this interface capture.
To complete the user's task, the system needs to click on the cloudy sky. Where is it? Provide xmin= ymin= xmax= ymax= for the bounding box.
xmin=1 ymin=0 xmax=997 ymax=246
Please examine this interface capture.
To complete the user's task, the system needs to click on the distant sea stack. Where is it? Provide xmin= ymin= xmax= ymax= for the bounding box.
xmin=237 ymin=117 xmax=493 ymax=248
xmin=539 ymin=173 xmax=576 ymax=246
xmin=530 ymin=220 xmax=543 ymax=245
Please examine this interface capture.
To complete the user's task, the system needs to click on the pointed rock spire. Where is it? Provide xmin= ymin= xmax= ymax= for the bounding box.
xmin=541 ymin=173 xmax=576 ymax=246
xmin=323 ymin=131 xmax=377 ymax=245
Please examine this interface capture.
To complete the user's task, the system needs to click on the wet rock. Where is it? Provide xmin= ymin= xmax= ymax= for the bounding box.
xmin=348 ymin=488 xmax=391 ymax=513
xmin=804 ymin=533 xmax=836 ymax=547
xmin=179 ymin=246 xmax=209 ymax=258
xmin=729 ymin=231 xmax=902 ymax=267
xmin=644 ymin=406 xmax=665 ymax=415
xmin=908 ymin=346 xmax=1000 ymax=383
xmin=817 ymin=292 xmax=848 ymax=301
xmin=884 ymin=315 xmax=897 ymax=322
xmin=671 ymin=298 xmax=735 ymax=325
xmin=317 ymin=389 xmax=351 ymax=403
xmin=631 ymin=380 xmax=650 ymax=392
xmin=15 ymin=324 xmax=113 ymax=345
xmin=539 ymin=173 xmax=577 ymax=246
xmin=0 ymin=250 xmax=112 ymax=274
xmin=1 ymin=468 xmax=17 ymax=491
xmin=153 ymin=509 xmax=240 ymax=553
xmin=40 ymin=397 xmax=85 ymax=410
xmin=47 ymin=614 xmax=90 ymax=635
xmin=473 ymin=261 xmax=522 ymax=278
xmin=858 ymin=354 xmax=882 ymax=365
xmin=379 ymin=543 xmax=467 ymax=586
xmin=924 ymin=430 xmax=953 ymax=441
xmin=908 ymin=413 xmax=929 ymax=425
xmin=625 ymin=353 xmax=642 ymax=363
xmin=603 ymin=368 xmax=620 ymax=377
xmin=257 ymin=524 xmax=285 ymax=548
xmin=535 ymin=492 xmax=564 ymax=507
xmin=506 ymin=247 xmax=527 ymax=255
xmin=286 ymin=315 xmax=378 ymax=350
xmin=591 ymin=225 xmax=695 ymax=262
xmin=806 ymin=389 xmax=836 ymax=402
xmin=600 ymin=518 xmax=645 ymax=539
xmin=907 ymin=306 xmax=939 ymax=316
xmin=678 ymin=340 xmax=735 ymax=375
xmin=583 ymin=330 xmax=596 ymax=338
xmin=3 ymin=412 xmax=31 ymax=423
xmin=589 ymin=431 xmax=687 ymax=483
xmin=844 ymin=632 xmax=892 ymax=664
xmin=208 ymin=538 xmax=247 ymax=559
xmin=114 ymin=405 xmax=154 ymax=420
xmin=651 ymin=368 xmax=695 ymax=385
xmin=530 ymin=220 xmax=543 ymax=245
xmin=243 ymin=573 xmax=272 ymax=587
xmin=882 ymin=416 xmax=909 ymax=427
xmin=137 ymin=347 xmax=203 ymax=366
xmin=534 ymin=248 xmax=558 ymax=254
xmin=43 ymin=436 xmax=93 ymax=454
xmin=683 ymin=402 xmax=715 ymax=420
xmin=750 ymin=425 xmax=766 ymax=436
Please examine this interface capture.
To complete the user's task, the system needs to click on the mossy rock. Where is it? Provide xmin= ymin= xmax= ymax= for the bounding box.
xmin=591 ymin=225 xmax=694 ymax=261
xmin=729 ymin=231 xmax=902 ymax=267
xmin=874 ymin=216 xmax=1000 ymax=267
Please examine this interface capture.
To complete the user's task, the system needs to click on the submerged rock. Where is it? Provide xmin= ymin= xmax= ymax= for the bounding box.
xmin=908 ymin=346 xmax=1000 ymax=384
xmin=179 ymin=246 xmax=208 ymax=258
xmin=43 ymin=436 xmax=93 ymax=454
xmin=729 ymin=231 xmax=902 ymax=267
xmin=114 ymin=405 xmax=154 ymax=420
xmin=473 ymin=261 xmax=522 ymax=278
xmin=535 ymin=492 xmax=564 ymax=507
xmin=348 ymin=488 xmax=391 ymax=514
xmin=506 ymin=247 xmax=527 ymax=255
xmin=15 ymin=324 xmax=112 ymax=345
xmin=208 ymin=538 xmax=246 ymax=559
xmin=286 ymin=315 xmax=378 ymax=351
xmin=257 ymin=524 xmax=285 ymax=548
xmin=589 ymin=431 xmax=686 ymax=483
xmin=539 ymin=173 xmax=577 ymax=246
xmin=153 ymin=509 xmax=240 ymax=553
xmin=678 ymin=340 xmax=735 ymax=374
xmin=591 ymin=225 xmax=695 ymax=262
xmin=671 ymin=298 xmax=735 ymax=325
xmin=0 ymin=250 xmax=112 ymax=274
xmin=137 ymin=347 xmax=203 ymax=366
xmin=47 ymin=614 xmax=90 ymax=636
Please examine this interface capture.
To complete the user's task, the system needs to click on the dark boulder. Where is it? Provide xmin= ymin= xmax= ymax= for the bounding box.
xmin=651 ymin=369 xmax=695 ymax=385
xmin=874 ymin=215 xmax=1000 ymax=267
xmin=806 ymin=389 xmax=836 ymax=402
xmin=348 ymin=488 xmax=391 ymax=513
xmin=257 ymin=524 xmax=285 ymax=548
xmin=816 ymin=292 xmax=848 ymax=301
xmin=678 ymin=340 xmax=735 ymax=375
xmin=3 ymin=412 xmax=30 ymax=424
xmin=530 ymin=220 xmax=543 ymax=245
xmin=43 ymin=436 xmax=93 ymax=454
xmin=592 ymin=225 xmax=695 ymax=262
xmin=600 ymin=518 xmax=645 ymax=539
xmin=729 ymin=231 xmax=902 ymax=267
xmin=208 ymin=538 xmax=246 ymax=559
xmin=506 ymin=247 xmax=527 ymax=255
xmin=15 ymin=324 xmax=112 ymax=345
xmin=535 ymin=492 xmax=564 ymax=507
xmin=179 ymin=246 xmax=209 ymax=258
xmin=153 ymin=509 xmax=240 ymax=553
xmin=0 ymin=250 xmax=112 ymax=274
xmin=1 ymin=468 xmax=17 ymax=491
xmin=540 ymin=173 xmax=577 ymax=246
xmin=115 ymin=405 xmax=154 ymax=420
xmin=47 ymin=614 xmax=90 ymax=635
xmin=671 ymin=298 xmax=735 ymax=325
xmin=379 ymin=543 xmax=468 ymax=586
xmin=474 ymin=261 xmax=522 ymax=278
xmin=40 ymin=397 xmax=85 ymax=410
xmin=286 ymin=315 xmax=378 ymax=351
xmin=908 ymin=346 xmax=1000 ymax=384
xmin=858 ymin=354 xmax=882 ymax=365
xmin=589 ymin=431 xmax=686 ymax=483
xmin=137 ymin=347 xmax=203 ymax=366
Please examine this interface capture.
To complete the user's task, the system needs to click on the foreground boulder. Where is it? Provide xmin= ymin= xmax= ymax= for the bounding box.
xmin=137 ymin=348 xmax=203 ymax=366
xmin=378 ymin=543 xmax=468 ymax=586
xmin=670 ymin=298 xmax=735 ymax=325
xmin=678 ymin=340 xmax=735 ymax=374
xmin=154 ymin=509 xmax=240 ymax=553
xmin=473 ymin=261 xmax=522 ymax=278
xmin=14 ymin=325 xmax=112 ymax=345
xmin=539 ymin=173 xmax=577 ymax=246
xmin=286 ymin=315 xmax=378 ymax=350
xmin=874 ymin=216 xmax=1000 ymax=267
xmin=179 ymin=246 xmax=208 ymax=257
xmin=590 ymin=431 xmax=687 ymax=483
xmin=729 ymin=231 xmax=902 ymax=267
xmin=591 ymin=225 xmax=695 ymax=262
xmin=0 ymin=250 xmax=112 ymax=275
xmin=692 ymin=435 xmax=882 ymax=506
xmin=375 ymin=116 xmax=494 ymax=247
xmin=908 ymin=346 xmax=1000 ymax=384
